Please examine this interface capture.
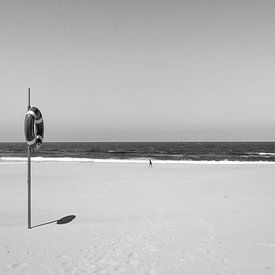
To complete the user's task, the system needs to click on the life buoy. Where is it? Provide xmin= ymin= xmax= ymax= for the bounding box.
xmin=24 ymin=106 xmax=44 ymax=150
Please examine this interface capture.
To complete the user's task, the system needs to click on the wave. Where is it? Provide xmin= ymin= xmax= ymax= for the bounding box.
xmin=256 ymin=152 xmax=275 ymax=156
xmin=1 ymin=157 xmax=275 ymax=165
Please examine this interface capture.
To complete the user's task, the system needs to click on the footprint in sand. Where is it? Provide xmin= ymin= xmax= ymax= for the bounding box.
xmin=94 ymin=267 xmax=107 ymax=274
xmin=127 ymin=252 xmax=139 ymax=266
xmin=95 ymin=255 xmax=110 ymax=265
xmin=114 ymin=266 xmax=126 ymax=272
xmin=8 ymin=262 xmax=28 ymax=270
xmin=109 ymin=259 xmax=120 ymax=268
xmin=147 ymin=244 xmax=158 ymax=253
xmin=55 ymin=254 xmax=68 ymax=260
xmin=145 ymin=270 xmax=158 ymax=275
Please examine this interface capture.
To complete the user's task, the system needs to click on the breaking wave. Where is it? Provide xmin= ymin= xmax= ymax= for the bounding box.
xmin=1 ymin=157 xmax=275 ymax=165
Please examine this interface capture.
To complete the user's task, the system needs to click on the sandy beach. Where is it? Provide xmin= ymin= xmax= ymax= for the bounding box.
xmin=1 ymin=161 xmax=275 ymax=274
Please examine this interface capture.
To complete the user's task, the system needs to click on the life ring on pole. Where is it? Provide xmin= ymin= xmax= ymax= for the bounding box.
xmin=24 ymin=106 xmax=44 ymax=150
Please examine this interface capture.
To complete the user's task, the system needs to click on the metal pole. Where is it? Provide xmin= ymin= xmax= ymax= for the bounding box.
xmin=27 ymin=88 xmax=31 ymax=229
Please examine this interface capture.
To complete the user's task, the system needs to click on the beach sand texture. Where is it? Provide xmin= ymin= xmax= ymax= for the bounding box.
xmin=1 ymin=162 xmax=275 ymax=274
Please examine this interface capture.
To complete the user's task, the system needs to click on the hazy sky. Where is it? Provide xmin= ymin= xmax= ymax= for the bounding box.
xmin=1 ymin=0 xmax=275 ymax=141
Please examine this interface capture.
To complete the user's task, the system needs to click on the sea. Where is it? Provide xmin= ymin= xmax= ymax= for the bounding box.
xmin=0 ymin=142 xmax=275 ymax=163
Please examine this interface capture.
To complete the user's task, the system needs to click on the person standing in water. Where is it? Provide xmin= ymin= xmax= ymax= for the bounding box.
xmin=149 ymin=158 xmax=152 ymax=167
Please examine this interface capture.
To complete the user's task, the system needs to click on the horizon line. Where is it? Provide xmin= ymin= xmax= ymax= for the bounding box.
xmin=1 ymin=140 xmax=275 ymax=143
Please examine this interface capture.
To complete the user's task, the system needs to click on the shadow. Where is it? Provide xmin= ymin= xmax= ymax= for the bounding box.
xmin=57 ymin=215 xmax=76 ymax=224
xmin=31 ymin=215 xmax=76 ymax=229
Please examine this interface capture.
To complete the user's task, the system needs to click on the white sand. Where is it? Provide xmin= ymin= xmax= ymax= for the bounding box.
xmin=1 ymin=161 xmax=275 ymax=274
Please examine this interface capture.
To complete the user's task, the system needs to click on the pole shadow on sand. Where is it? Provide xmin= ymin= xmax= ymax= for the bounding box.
xmin=31 ymin=215 xmax=76 ymax=229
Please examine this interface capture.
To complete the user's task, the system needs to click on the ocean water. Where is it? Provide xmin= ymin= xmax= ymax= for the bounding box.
xmin=0 ymin=142 xmax=275 ymax=163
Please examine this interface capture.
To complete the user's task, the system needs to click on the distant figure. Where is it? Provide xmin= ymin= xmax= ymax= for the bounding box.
xmin=149 ymin=158 xmax=153 ymax=168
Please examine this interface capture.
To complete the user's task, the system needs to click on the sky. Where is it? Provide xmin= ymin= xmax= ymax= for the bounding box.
xmin=1 ymin=0 xmax=275 ymax=142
